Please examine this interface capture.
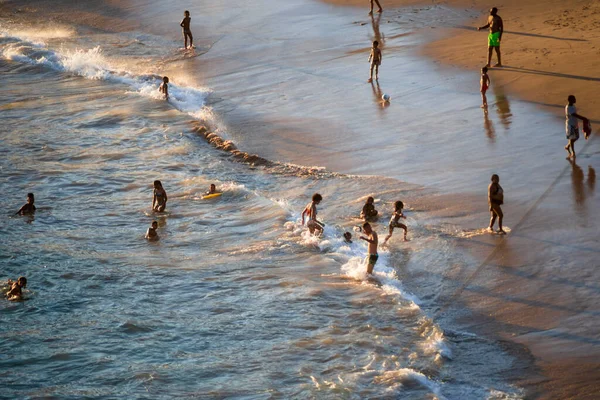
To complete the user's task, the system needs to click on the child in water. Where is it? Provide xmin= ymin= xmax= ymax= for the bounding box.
xmin=343 ymin=232 xmax=353 ymax=243
xmin=488 ymin=174 xmax=505 ymax=234
xmin=152 ymin=180 xmax=168 ymax=212
xmin=180 ymin=10 xmax=194 ymax=49
xmin=480 ymin=66 xmax=490 ymax=108
xmin=367 ymin=40 xmax=382 ymax=83
xmin=383 ymin=200 xmax=408 ymax=244
xmin=145 ymin=221 xmax=159 ymax=240
xmin=360 ymin=222 xmax=378 ymax=274
xmin=16 ymin=193 xmax=36 ymax=215
xmin=159 ymin=77 xmax=169 ymax=100
xmin=360 ymin=196 xmax=378 ymax=221
xmin=301 ymin=193 xmax=323 ymax=236
xmin=4 ymin=277 xmax=27 ymax=301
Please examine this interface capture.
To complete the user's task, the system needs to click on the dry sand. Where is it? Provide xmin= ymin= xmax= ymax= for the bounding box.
xmin=326 ymin=0 xmax=600 ymax=398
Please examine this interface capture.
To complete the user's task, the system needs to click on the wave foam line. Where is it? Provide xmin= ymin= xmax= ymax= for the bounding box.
xmin=0 ymin=33 xmax=210 ymax=120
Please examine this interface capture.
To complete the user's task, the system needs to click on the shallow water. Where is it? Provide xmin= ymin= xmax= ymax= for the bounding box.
xmin=0 ymin=0 xmax=564 ymax=398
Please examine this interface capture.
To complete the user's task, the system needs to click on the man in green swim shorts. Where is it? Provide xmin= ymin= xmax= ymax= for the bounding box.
xmin=478 ymin=7 xmax=503 ymax=68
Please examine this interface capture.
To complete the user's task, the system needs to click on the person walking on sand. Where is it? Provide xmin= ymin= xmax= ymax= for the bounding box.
xmin=360 ymin=222 xmax=378 ymax=274
xmin=301 ymin=193 xmax=324 ymax=236
xmin=367 ymin=40 xmax=382 ymax=83
xmin=480 ymin=66 xmax=490 ymax=108
xmin=488 ymin=174 xmax=505 ymax=234
xmin=180 ymin=10 xmax=194 ymax=49
xmin=565 ymin=95 xmax=590 ymax=159
xmin=478 ymin=7 xmax=503 ymax=68
xmin=369 ymin=0 xmax=383 ymax=15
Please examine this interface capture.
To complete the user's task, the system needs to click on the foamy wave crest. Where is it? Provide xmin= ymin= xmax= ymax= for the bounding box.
xmin=373 ymin=368 xmax=445 ymax=399
xmin=0 ymin=33 xmax=210 ymax=121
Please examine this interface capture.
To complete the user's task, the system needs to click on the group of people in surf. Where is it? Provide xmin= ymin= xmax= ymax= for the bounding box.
xmin=301 ymin=193 xmax=408 ymax=275
xmin=298 ymin=172 xmax=506 ymax=276
xmin=146 ymin=181 xmax=221 ymax=240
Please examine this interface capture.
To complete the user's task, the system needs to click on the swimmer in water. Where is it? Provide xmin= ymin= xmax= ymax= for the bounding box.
xmin=152 ymin=180 xmax=168 ymax=212
xmin=159 ymin=76 xmax=169 ymax=100
xmin=16 ymin=193 xmax=36 ymax=215
xmin=145 ymin=221 xmax=159 ymax=240
xmin=360 ymin=196 xmax=378 ymax=221
xmin=343 ymin=231 xmax=353 ymax=243
xmin=301 ymin=193 xmax=323 ymax=236
xmin=206 ymin=184 xmax=219 ymax=195
xmin=383 ymin=200 xmax=408 ymax=244
xmin=4 ymin=277 xmax=27 ymax=301
xmin=180 ymin=10 xmax=194 ymax=49
xmin=360 ymin=222 xmax=378 ymax=274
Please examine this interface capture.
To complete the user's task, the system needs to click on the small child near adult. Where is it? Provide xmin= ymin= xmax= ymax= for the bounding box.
xmin=16 ymin=193 xmax=36 ymax=215
xmin=180 ymin=10 xmax=194 ymax=49
xmin=565 ymin=95 xmax=589 ymax=159
xmin=146 ymin=221 xmax=159 ymax=241
xmin=159 ymin=77 xmax=169 ymax=100
xmin=4 ymin=277 xmax=27 ymax=301
xmin=383 ymin=200 xmax=407 ymax=244
xmin=367 ymin=40 xmax=382 ymax=83
xmin=480 ymin=66 xmax=490 ymax=108
xmin=488 ymin=174 xmax=505 ymax=234
xmin=360 ymin=222 xmax=378 ymax=274
xmin=152 ymin=180 xmax=168 ymax=212
xmin=360 ymin=196 xmax=378 ymax=221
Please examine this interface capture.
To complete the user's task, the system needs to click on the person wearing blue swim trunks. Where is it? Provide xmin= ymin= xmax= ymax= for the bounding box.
xmin=360 ymin=222 xmax=379 ymax=275
xmin=478 ymin=7 xmax=503 ymax=68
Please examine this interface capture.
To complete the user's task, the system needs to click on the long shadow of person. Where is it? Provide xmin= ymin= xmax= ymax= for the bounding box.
xmin=370 ymin=12 xmax=384 ymax=46
xmin=483 ymin=108 xmax=496 ymax=142
xmin=492 ymin=84 xmax=512 ymax=132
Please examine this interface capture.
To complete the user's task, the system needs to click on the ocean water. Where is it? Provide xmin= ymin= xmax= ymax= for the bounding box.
xmin=0 ymin=0 xmax=555 ymax=398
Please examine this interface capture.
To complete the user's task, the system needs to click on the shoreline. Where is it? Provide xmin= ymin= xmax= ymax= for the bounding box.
xmin=413 ymin=1 xmax=600 ymax=399
xmin=319 ymin=0 xmax=600 ymax=397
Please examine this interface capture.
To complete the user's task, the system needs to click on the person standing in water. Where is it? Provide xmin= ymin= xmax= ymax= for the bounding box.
xmin=367 ymin=40 xmax=382 ymax=83
xmin=180 ymin=10 xmax=194 ymax=49
xmin=488 ymin=174 xmax=505 ymax=234
xmin=360 ymin=222 xmax=378 ymax=274
xmin=480 ymin=66 xmax=490 ymax=108
xmin=369 ymin=0 xmax=383 ymax=15
xmin=152 ymin=180 xmax=168 ymax=212
xmin=478 ymin=7 xmax=503 ymax=68
xmin=565 ymin=95 xmax=589 ymax=159
xmin=16 ymin=193 xmax=36 ymax=215
xmin=159 ymin=77 xmax=169 ymax=100
xmin=301 ymin=193 xmax=323 ymax=236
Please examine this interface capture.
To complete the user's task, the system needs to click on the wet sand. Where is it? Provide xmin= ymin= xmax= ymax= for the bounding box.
xmin=419 ymin=1 xmax=600 ymax=398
